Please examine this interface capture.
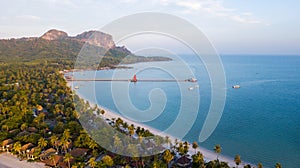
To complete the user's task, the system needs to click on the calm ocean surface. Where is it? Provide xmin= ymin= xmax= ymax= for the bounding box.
xmin=73 ymin=55 xmax=300 ymax=167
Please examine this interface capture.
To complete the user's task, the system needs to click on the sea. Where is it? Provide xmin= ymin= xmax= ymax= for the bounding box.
xmin=71 ymin=55 xmax=300 ymax=168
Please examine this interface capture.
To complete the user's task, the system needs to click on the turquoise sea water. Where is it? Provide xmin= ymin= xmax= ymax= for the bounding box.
xmin=73 ymin=55 xmax=300 ymax=167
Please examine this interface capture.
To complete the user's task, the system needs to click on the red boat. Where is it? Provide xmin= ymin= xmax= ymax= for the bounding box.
xmin=131 ymin=74 xmax=137 ymax=82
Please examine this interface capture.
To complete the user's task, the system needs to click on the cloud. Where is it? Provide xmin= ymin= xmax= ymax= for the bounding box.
xmin=121 ymin=0 xmax=138 ymax=3
xmin=175 ymin=1 xmax=202 ymax=10
xmin=16 ymin=15 xmax=41 ymax=20
xmin=45 ymin=0 xmax=78 ymax=8
xmin=158 ymin=0 xmax=266 ymax=25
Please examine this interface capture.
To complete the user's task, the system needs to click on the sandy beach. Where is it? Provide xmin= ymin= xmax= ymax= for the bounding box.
xmin=0 ymin=153 xmax=45 ymax=168
xmin=67 ymin=81 xmax=252 ymax=167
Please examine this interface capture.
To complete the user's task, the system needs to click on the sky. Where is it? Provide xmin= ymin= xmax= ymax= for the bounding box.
xmin=0 ymin=0 xmax=299 ymax=55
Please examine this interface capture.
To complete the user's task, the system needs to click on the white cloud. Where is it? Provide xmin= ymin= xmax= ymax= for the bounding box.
xmin=158 ymin=0 xmax=266 ymax=25
xmin=45 ymin=0 xmax=78 ymax=8
xmin=231 ymin=15 xmax=261 ymax=24
xmin=175 ymin=1 xmax=202 ymax=10
xmin=243 ymin=12 xmax=253 ymax=16
xmin=16 ymin=15 xmax=41 ymax=20
xmin=121 ymin=0 xmax=138 ymax=3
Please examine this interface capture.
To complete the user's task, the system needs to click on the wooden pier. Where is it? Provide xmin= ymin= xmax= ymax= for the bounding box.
xmin=67 ymin=79 xmax=189 ymax=82
xmin=66 ymin=75 xmax=197 ymax=83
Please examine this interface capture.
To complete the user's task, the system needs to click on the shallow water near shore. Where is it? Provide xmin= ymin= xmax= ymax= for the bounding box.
xmin=71 ymin=55 xmax=300 ymax=167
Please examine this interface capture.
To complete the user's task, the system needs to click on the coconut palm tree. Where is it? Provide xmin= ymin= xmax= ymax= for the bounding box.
xmin=88 ymin=157 xmax=97 ymax=168
xmin=61 ymin=129 xmax=71 ymax=154
xmin=62 ymin=129 xmax=71 ymax=141
xmin=128 ymin=125 xmax=135 ymax=139
xmin=50 ymin=135 xmax=59 ymax=151
xmin=163 ymin=149 xmax=174 ymax=168
xmin=192 ymin=151 xmax=205 ymax=168
xmin=165 ymin=136 xmax=172 ymax=149
xmin=102 ymin=155 xmax=114 ymax=167
xmin=192 ymin=141 xmax=199 ymax=154
xmin=183 ymin=141 xmax=189 ymax=155
xmin=275 ymin=163 xmax=282 ymax=168
xmin=49 ymin=154 xmax=56 ymax=167
xmin=123 ymin=122 xmax=128 ymax=130
xmin=2 ymin=125 xmax=9 ymax=132
xmin=176 ymin=142 xmax=185 ymax=156
xmin=13 ymin=141 xmax=22 ymax=156
xmin=64 ymin=153 xmax=73 ymax=168
xmin=88 ymin=140 xmax=98 ymax=156
xmin=214 ymin=144 xmax=222 ymax=160
xmin=61 ymin=138 xmax=71 ymax=154
xmin=234 ymin=155 xmax=241 ymax=168
xmin=20 ymin=123 xmax=27 ymax=131
xmin=38 ymin=137 xmax=48 ymax=150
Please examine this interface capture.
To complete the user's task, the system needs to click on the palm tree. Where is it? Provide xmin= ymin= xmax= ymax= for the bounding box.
xmin=163 ymin=149 xmax=174 ymax=168
xmin=50 ymin=135 xmax=59 ymax=152
xmin=165 ymin=136 xmax=172 ymax=149
xmin=173 ymin=138 xmax=178 ymax=151
xmin=116 ymin=118 xmax=123 ymax=128
xmin=234 ymin=155 xmax=241 ymax=168
xmin=88 ymin=157 xmax=97 ymax=168
xmin=275 ymin=163 xmax=282 ymax=168
xmin=2 ymin=125 xmax=9 ymax=132
xmin=88 ymin=140 xmax=98 ymax=156
xmin=38 ymin=137 xmax=48 ymax=150
xmin=128 ymin=125 xmax=135 ymax=139
xmin=192 ymin=141 xmax=198 ymax=154
xmin=61 ymin=138 xmax=71 ymax=154
xmin=102 ymin=155 xmax=114 ymax=167
xmin=20 ymin=123 xmax=27 ymax=131
xmin=258 ymin=163 xmax=263 ymax=168
xmin=214 ymin=144 xmax=222 ymax=160
xmin=123 ymin=122 xmax=128 ymax=130
xmin=183 ymin=141 xmax=189 ymax=155
xmin=49 ymin=154 xmax=56 ymax=167
xmin=192 ymin=151 xmax=205 ymax=168
xmin=177 ymin=142 xmax=185 ymax=156
xmin=62 ymin=129 xmax=71 ymax=141
xmin=13 ymin=141 xmax=22 ymax=156
xmin=64 ymin=153 xmax=73 ymax=168
xmin=61 ymin=129 xmax=71 ymax=153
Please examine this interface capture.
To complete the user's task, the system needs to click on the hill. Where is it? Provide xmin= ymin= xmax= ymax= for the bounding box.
xmin=0 ymin=29 xmax=171 ymax=69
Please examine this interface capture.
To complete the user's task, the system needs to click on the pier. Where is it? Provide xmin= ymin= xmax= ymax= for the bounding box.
xmin=67 ymin=79 xmax=189 ymax=82
xmin=66 ymin=75 xmax=197 ymax=83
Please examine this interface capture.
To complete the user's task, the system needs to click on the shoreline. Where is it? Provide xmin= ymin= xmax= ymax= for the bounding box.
xmin=0 ymin=153 xmax=45 ymax=168
xmin=67 ymin=80 xmax=252 ymax=167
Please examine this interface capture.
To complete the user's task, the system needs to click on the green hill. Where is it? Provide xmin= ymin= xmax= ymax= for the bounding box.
xmin=0 ymin=29 xmax=171 ymax=69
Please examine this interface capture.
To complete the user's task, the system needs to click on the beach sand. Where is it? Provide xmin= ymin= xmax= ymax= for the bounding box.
xmin=0 ymin=153 xmax=45 ymax=168
xmin=67 ymin=81 xmax=252 ymax=167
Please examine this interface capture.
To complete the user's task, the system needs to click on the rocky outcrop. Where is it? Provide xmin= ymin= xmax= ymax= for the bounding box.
xmin=40 ymin=29 xmax=68 ymax=41
xmin=40 ymin=29 xmax=115 ymax=49
xmin=74 ymin=31 xmax=115 ymax=49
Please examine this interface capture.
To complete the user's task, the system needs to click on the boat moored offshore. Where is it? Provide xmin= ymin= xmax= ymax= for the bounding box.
xmin=232 ymin=85 xmax=241 ymax=89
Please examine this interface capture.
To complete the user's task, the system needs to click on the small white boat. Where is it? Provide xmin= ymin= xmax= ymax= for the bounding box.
xmin=232 ymin=85 xmax=240 ymax=89
xmin=187 ymin=78 xmax=197 ymax=82
xmin=74 ymin=86 xmax=79 ymax=89
xmin=188 ymin=87 xmax=194 ymax=90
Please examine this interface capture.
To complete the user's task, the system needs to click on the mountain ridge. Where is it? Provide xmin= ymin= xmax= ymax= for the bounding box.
xmin=0 ymin=29 xmax=171 ymax=69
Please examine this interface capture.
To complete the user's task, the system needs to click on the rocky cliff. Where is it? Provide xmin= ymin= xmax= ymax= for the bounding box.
xmin=40 ymin=29 xmax=115 ymax=49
